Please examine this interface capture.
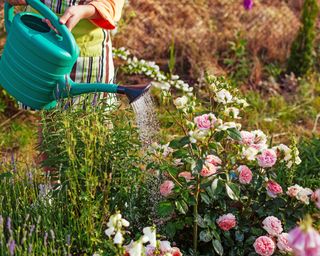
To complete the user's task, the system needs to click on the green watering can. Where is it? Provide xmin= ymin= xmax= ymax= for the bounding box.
xmin=0 ymin=0 xmax=150 ymax=110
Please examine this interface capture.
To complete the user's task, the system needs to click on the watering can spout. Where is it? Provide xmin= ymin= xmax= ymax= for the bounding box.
xmin=58 ymin=77 xmax=151 ymax=104
xmin=116 ymin=83 xmax=152 ymax=104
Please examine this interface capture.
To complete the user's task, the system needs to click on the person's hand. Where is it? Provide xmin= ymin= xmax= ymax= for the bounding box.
xmin=7 ymin=0 xmax=27 ymax=5
xmin=44 ymin=5 xmax=98 ymax=32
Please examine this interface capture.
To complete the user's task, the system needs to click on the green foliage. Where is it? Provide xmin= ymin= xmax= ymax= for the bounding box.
xmin=287 ymin=0 xmax=319 ymax=77
xmin=222 ymin=33 xmax=251 ymax=83
xmin=264 ymin=62 xmax=282 ymax=79
xmin=168 ymin=38 xmax=176 ymax=76
xmin=295 ymin=137 xmax=320 ymax=188
xmin=0 ymin=100 xmax=150 ymax=255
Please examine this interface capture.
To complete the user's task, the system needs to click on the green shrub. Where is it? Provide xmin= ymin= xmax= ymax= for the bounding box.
xmin=287 ymin=0 xmax=319 ymax=77
xmin=294 ymin=137 xmax=320 ymax=188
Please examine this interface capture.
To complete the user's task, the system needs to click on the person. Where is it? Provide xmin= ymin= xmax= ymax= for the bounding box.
xmin=6 ymin=0 xmax=124 ymax=178
xmin=7 ymin=0 xmax=125 ymax=109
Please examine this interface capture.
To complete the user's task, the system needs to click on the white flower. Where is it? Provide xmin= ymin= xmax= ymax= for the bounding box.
xmin=215 ymin=89 xmax=233 ymax=104
xmin=189 ymin=129 xmax=210 ymax=143
xmin=224 ymin=107 xmax=240 ymax=119
xmin=273 ymin=144 xmax=302 ymax=168
xmin=121 ymin=218 xmax=130 ymax=227
xmin=217 ymin=122 xmax=241 ymax=131
xmin=235 ymin=98 xmax=249 ymax=107
xmin=160 ymin=241 xmax=172 ymax=251
xmin=173 ymin=96 xmax=188 ymax=109
xmin=128 ymin=241 xmax=144 ymax=256
xmin=286 ymin=184 xmax=304 ymax=198
xmin=107 ymin=213 xmax=122 ymax=228
xmin=162 ymin=143 xmax=174 ymax=157
xmin=252 ymin=130 xmax=268 ymax=147
xmin=174 ymin=158 xmax=183 ymax=166
xmin=209 ymin=83 xmax=217 ymax=92
xmin=113 ymin=231 xmax=124 ymax=244
xmin=274 ymin=144 xmax=291 ymax=161
xmin=143 ymin=226 xmax=157 ymax=247
xmin=242 ymin=147 xmax=259 ymax=161
xmin=296 ymin=188 xmax=313 ymax=204
xmin=104 ymin=227 xmax=115 ymax=237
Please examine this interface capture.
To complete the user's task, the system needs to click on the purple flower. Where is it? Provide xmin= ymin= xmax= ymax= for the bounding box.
xmin=29 ymin=225 xmax=35 ymax=237
xmin=243 ymin=0 xmax=253 ymax=10
xmin=28 ymin=245 xmax=32 ymax=254
xmin=7 ymin=217 xmax=12 ymax=235
xmin=8 ymin=239 xmax=15 ymax=256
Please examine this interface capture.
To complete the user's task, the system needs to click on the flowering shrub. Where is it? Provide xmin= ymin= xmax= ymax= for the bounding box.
xmin=100 ymin=213 xmax=182 ymax=256
xmin=112 ymin=48 xmax=320 ymax=254
xmin=137 ymin=72 xmax=320 ymax=255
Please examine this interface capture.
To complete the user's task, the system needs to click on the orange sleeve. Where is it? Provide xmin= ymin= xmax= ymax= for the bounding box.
xmin=87 ymin=0 xmax=125 ymax=30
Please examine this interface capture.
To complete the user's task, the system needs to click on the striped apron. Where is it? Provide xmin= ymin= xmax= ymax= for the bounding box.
xmin=19 ymin=0 xmax=117 ymax=110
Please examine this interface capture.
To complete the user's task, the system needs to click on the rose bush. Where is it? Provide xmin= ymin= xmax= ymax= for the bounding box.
xmin=142 ymin=74 xmax=319 ymax=255
xmin=112 ymin=48 xmax=320 ymax=255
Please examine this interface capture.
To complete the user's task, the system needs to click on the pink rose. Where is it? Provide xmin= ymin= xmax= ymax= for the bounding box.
xmin=266 ymin=180 xmax=283 ymax=198
xmin=241 ymin=130 xmax=268 ymax=150
xmin=289 ymin=225 xmax=320 ymax=256
xmin=206 ymin=154 xmax=222 ymax=166
xmin=277 ymin=233 xmax=292 ymax=253
xmin=194 ymin=114 xmax=216 ymax=130
xmin=286 ymin=184 xmax=303 ymax=198
xmin=200 ymin=163 xmax=217 ymax=177
xmin=240 ymin=131 xmax=255 ymax=146
xmin=311 ymin=189 xmax=320 ymax=209
xmin=160 ymin=180 xmax=174 ymax=197
xmin=253 ymin=236 xmax=276 ymax=256
xmin=171 ymin=247 xmax=183 ymax=256
xmin=178 ymin=172 xmax=194 ymax=181
xmin=216 ymin=213 xmax=237 ymax=231
xmin=262 ymin=216 xmax=283 ymax=236
xmin=238 ymin=165 xmax=253 ymax=184
xmin=257 ymin=149 xmax=277 ymax=168
xmin=158 ymin=241 xmax=182 ymax=256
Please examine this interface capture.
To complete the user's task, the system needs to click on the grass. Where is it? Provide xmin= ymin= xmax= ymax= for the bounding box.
xmin=240 ymin=75 xmax=320 ymax=142
xmin=0 ymin=112 xmax=38 ymax=164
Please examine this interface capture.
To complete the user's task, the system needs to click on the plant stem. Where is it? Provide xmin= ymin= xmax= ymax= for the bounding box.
xmin=193 ymin=177 xmax=200 ymax=252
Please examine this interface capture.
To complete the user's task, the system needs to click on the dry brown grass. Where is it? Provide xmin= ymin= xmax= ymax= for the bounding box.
xmin=114 ymin=0 xmax=301 ymax=79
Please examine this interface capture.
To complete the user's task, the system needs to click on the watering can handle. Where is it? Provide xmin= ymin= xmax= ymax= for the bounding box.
xmin=4 ymin=0 xmax=78 ymax=57
xmin=4 ymin=1 xmax=14 ymax=33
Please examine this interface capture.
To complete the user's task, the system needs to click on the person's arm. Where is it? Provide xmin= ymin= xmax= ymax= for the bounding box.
xmin=6 ymin=0 xmax=124 ymax=31
xmin=7 ymin=0 xmax=27 ymax=5
xmin=58 ymin=5 xmax=100 ymax=30
xmin=85 ymin=0 xmax=125 ymax=30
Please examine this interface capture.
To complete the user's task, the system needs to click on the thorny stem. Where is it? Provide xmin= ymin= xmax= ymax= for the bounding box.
xmin=193 ymin=177 xmax=200 ymax=252
xmin=167 ymin=171 xmax=183 ymax=188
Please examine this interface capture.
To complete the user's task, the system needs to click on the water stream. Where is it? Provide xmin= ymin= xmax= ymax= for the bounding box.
xmin=130 ymin=91 xmax=160 ymax=146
